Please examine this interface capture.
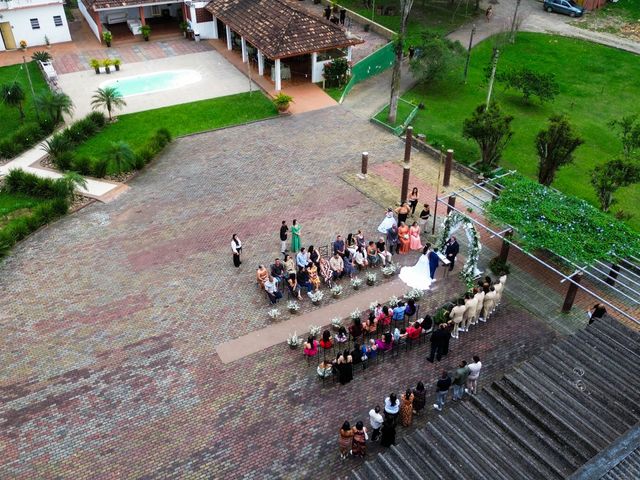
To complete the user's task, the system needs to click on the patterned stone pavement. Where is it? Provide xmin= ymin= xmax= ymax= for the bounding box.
xmin=1 ymin=107 xmax=563 ymax=479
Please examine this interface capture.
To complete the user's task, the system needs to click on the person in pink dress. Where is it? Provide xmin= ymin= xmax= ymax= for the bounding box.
xmin=409 ymin=222 xmax=423 ymax=251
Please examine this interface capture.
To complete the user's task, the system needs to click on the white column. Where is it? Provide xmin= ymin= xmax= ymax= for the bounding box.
xmin=225 ymin=25 xmax=232 ymax=50
xmin=257 ymin=50 xmax=264 ymax=76
xmin=241 ymin=36 xmax=248 ymax=63
xmin=311 ymin=52 xmax=319 ymax=83
xmin=189 ymin=4 xmax=197 ymax=28
xmin=211 ymin=15 xmax=219 ymax=39
xmin=347 ymin=46 xmax=353 ymax=62
xmin=274 ymin=58 xmax=281 ymax=91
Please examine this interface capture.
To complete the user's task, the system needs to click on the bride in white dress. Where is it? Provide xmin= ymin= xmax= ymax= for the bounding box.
xmin=377 ymin=208 xmax=397 ymax=234
xmin=399 ymin=246 xmax=433 ymax=290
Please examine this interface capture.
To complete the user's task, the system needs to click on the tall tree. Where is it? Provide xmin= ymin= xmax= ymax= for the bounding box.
xmin=35 ymin=91 xmax=74 ymax=125
xmin=591 ymin=158 xmax=640 ymax=212
xmin=462 ymin=102 xmax=514 ymax=171
xmin=0 ymin=82 xmax=26 ymax=119
xmin=388 ymin=0 xmax=414 ymax=124
xmin=409 ymin=31 xmax=465 ymax=84
xmin=536 ymin=115 xmax=584 ymax=186
xmin=90 ymin=86 xmax=126 ymax=121
xmin=608 ymin=114 xmax=640 ymax=158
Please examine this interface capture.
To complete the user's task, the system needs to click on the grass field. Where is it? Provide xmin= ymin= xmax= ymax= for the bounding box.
xmin=0 ymin=62 xmax=49 ymax=141
xmin=338 ymin=0 xmax=480 ymax=38
xmin=374 ymin=99 xmax=417 ymax=128
xmin=74 ymin=92 xmax=278 ymax=159
xmin=402 ymin=33 xmax=640 ymax=230
xmin=573 ymin=0 xmax=640 ymax=36
xmin=0 ymin=192 xmax=45 ymax=229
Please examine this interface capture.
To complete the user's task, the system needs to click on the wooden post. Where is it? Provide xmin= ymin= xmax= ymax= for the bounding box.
xmin=443 ymin=149 xmax=453 ymax=187
xmin=361 ymin=152 xmax=368 ymax=175
xmin=562 ymin=271 xmax=583 ymax=313
xmin=139 ymin=6 xmax=146 ymax=25
xmin=605 ymin=263 xmax=620 ymax=287
xmin=499 ymin=229 xmax=513 ymax=263
xmin=400 ymin=126 xmax=413 ymax=204
xmin=447 ymin=194 xmax=456 ymax=214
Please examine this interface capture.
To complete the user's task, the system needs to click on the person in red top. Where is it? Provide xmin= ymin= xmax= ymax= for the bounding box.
xmin=319 ymin=330 xmax=333 ymax=350
xmin=376 ymin=306 xmax=393 ymax=327
xmin=406 ymin=322 xmax=422 ymax=340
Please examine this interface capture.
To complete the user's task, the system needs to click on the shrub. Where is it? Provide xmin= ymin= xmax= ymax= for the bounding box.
xmin=86 ymin=111 xmax=107 ymax=128
xmin=133 ymin=154 xmax=145 ymax=170
xmin=488 ymin=256 xmax=511 ymax=276
xmin=0 ymin=139 xmax=23 ymax=159
xmin=3 ymin=169 xmax=66 ymax=199
xmin=31 ymin=51 xmax=52 ymax=62
xmin=43 ymin=133 xmax=71 ymax=160
xmin=136 ymin=146 xmax=155 ymax=164
xmin=38 ymin=117 xmax=56 ymax=134
xmin=0 ymin=122 xmax=47 ymax=159
xmin=53 ymin=151 xmax=75 ymax=171
xmin=323 ymin=57 xmax=350 ymax=87
xmin=155 ymin=128 xmax=172 ymax=144
xmin=92 ymin=158 xmax=108 ymax=178
xmin=71 ymin=155 xmax=93 ymax=175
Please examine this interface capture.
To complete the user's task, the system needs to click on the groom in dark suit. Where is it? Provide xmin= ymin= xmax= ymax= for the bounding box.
xmin=445 ymin=236 xmax=460 ymax=272
xmin=427 ymin=244 xmax=440 ymax=280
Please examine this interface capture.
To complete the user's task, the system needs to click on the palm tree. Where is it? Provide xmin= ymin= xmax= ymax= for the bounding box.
xmin=35 ymin=90 xmax=74 ymax=125
xmin=0 ymin=82 xmax=26 ymax=119
xmin=106 ymin=141 xmax=135 ymax=173
xmin=90 ymin=86 xmax=126 ymax=121
xmin=60 ymin=172 xmax=88 ymax=199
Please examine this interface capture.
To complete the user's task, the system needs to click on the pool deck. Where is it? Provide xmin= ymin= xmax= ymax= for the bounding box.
xmin=58 ymin=51 xmax=257 ymax=120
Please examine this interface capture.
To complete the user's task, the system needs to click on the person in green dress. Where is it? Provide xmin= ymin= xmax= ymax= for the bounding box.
xmin=291 ymin=219 xmax=301 ymax=252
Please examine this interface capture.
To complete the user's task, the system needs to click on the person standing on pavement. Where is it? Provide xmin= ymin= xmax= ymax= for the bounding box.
xmin=427 ymin=244 xmax=440 ymax=281
xmin=427 ymin=323 xmax=446 ymax=363
xmin=588 ymin=303 xmax=607 ymax=324
xmin=449 ymin=299 xmax=466 ymax=339
xmin=279 ymin=220 xmax=288 ymax=256
xmin=440 ymin=322 xmax=452 ymax=358
xmin=408 ymin=187 xmax=419 ymax=216
xmin=444 ymin=236 xmax=460 ymax=272
xmin=338 ymin=421 xmax=354 ymax=460
xmin=395 ymin=202 xmax=411 ymax=225
xmin=419 ymin=203 xmax=431 ymax=233
xmin=452 ymin=360 xmax=470 ymax=401
xmin=433 ymin=370 xmax=452 ymax=411
xmin=369 ymin=405 xmax=383 ymax=442
xmin=290 ymin=219 xmax=301 ymax=253
xmin=412 ymin=381 xmax=427 ymax=415
xmin=231 ymin=234 xmax=242 ymax=268
xmin=466 ymin=355 xmax=482 ymax=395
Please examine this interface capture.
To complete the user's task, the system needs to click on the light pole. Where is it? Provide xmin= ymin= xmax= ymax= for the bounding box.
xmin=23 ymin=56 xmax=40 ymax=121
xmin=485 ymin=48 xmax=499 ymax=110
xmin=463 ymin=24 xmax=476 ymax=83
xmin=509 ymin=0 xmax=522 ymax=43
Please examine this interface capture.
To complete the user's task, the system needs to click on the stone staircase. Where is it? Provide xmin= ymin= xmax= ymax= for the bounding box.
xmin=351 ymin=317 xmax=640 ymax=480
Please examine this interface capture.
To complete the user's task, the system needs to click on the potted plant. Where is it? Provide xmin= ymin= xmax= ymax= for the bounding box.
xmin=287 ymin=300 xmax=300 ymax=314
xmin=102 ymin=31 xmax=112 ymax=47
xmin=366 ymin=272 xmax=377 ymax=286
xmin=19 ymin=40 xmax=27 ymax=51
xmin=141 ymin=25 xmax=151 ymax=41
xmin=179 ymin=21 xmax=189 ymax=37
xmin=388 ymin=295 xmax=400 ymax=307
xmin=309 ymin=290 xmax=324 ymax=306
xmin=331 ymin=317 xmax=342 ymax=331
xmin=113 ymin=58 xmax=121 ymax=71
xmin=102 ymin=58 xmax=112 ymax=74
xmin=267 ymin=308 xmax=281 ymax=320
xmin=287 ymin=332 xmax=302 ymax=349
xmin=331 ymin=285 xmax=343 ymax=298
xmin=309 ymin=325 xmax=321 ymax=338
xmin=90 ymin=58 xmax=101 ymax=74
xmin=350 ymin=309 xmax=361 ymax=321
xmin=31 ymin=51 xmax=52 ymax=63
xmin=45 ymin=35 xmax=51 ymax=49
xmin=382 ymin=263 xmax=397 ymax=276
xmin=273 ymin=93 xmax=293 ymax=113
xmin=351 ymin=277 xmax=363 ymax=290
xmin=405 ymin=288 xmax=424 ymax=301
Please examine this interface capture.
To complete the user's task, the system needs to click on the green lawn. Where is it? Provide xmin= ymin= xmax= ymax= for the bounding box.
xmin=338 ymin=0 xmax=481 ymax=38
xmin=573 ymin=0 xmax=640 ymax=36
xmin=0 ymin=191 xmax=45 ymax=228
xmin=0 ymin=62 xmax=49 ymax=141
xmin=74 ymin=92 xmax=278 ymax=158
xmin=374 ymin=99 xmax=417 ymax=128
xmin=402 ymin=32 xmax=640 ymax=231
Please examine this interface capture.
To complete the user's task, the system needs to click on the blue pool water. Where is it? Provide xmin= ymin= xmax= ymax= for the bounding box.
xmin=100 ymin=70 xmax=201 ymax=97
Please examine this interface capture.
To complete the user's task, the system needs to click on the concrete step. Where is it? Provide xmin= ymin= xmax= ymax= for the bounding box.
xmin=576 ymin=329 xmax=640 ymax=369
xmin=413 ymin=428 xmax=465 ymax=479
xmin=401 ymin=435 xmax=449 ymax=480
xmin=528 ymin=354 xmax=636 ymax=432
xmin=447 ymin=406 xmax=538 ymax=480
xmin=361 ymin=460 xmax=386 ymax=480
xmin=389 ymin=443 xmax=436 ymax=480
xmin=421 ymin=424 xmax=474 ymax=479
xmin=374 ymin=448 xmax=409 ymax=479
xmin=516 ymin=362 xmax=621 ymax=441
xmin=482 ymin=384 xmax=579 ymax=474
xmin=469 ymin=392 xmax=566 ymax=479
xmin=590 ymin=316 xmax=640 ymax=345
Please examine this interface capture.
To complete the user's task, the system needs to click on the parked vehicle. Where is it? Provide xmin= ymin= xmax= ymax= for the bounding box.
xmin=543 ymin=0 xmax=584 ymax=17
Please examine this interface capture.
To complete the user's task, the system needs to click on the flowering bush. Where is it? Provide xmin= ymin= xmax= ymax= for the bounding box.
xmin=309 ymin=290 xmax=324 ymax=303
xmin=405 ymin=288 xmax=424 ymax=301
xmin=382 ymin=263 xmax=397 ymax=275
xmin=388 ymin=295 xmax=400 ymax=307
xmin=19 ymin=40 xmax=27 ymax=49
xmin=350 ymin=309 xmax=361 ymax=320
xmin=331 ymin=317 xmax=343 ymax=328
xmin=331 ymin=285 xmax=343 ymax=296
xmin=287 ymin=332 xmax=302 ymax=347
xmin=351 ymin=277 xmax=363 ymax=289
xmin=287 ymin=300 xmax=300 ymax=312
xmin=366 ymin=272 xmax=377 ymax=284
xmin=369 ymin=301 xmax=379 ymax=311
xmin=268 ymin=308 xmax=281 ymax=319
xmin=309 ymin=325 xmax=321 ymax=337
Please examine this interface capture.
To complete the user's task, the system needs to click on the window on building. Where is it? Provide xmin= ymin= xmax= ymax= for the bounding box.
xmin=53 ymin=15 xmax=63 ymax=27
xmin=30 ymin=18 xmax=40 ymax=30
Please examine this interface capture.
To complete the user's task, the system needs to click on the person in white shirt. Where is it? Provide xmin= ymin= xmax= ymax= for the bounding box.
xmin=483 ymin=286 xmax=497 ymax=321
xmin=462 ymin=292 xmax=478 ymax=332
xmin=466 ymin=355 xmax=482 ymax=395
xmin=264 ymin=276 xmax=282 ymax=304
xmin=369 ymin=405 xmax=384 ymax=441
xmin=474 ymin=286 xmax=485 ymax=323
xmin=296 ymin=248 xmax=309 ymax=269
xmin=231 ymin=234 xmax=242 ymax=267
xmin=449 ymin=299 xmax=466 ymax=339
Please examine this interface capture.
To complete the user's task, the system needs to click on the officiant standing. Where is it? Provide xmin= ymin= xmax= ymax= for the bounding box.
xmin=445 ymin=237 xmax=460 ymax=272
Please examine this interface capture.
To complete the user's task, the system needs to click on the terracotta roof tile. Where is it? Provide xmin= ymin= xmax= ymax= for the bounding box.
xmin=85 ymin=0 xmax=171 ymax=11
xmin=206 ymin=0 xmax=363 ymax=59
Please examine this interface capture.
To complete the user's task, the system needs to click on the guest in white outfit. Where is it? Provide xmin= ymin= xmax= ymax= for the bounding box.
xmin=449 ymin=299 xmax=466 ymax=339
xmin=462 ymin=292 xmax=477 ymax=332
xmin=231 ymin=234 xmax=242 ymax=268
xmin=474 ymin=286 xmax=485 ymax=323
xmin=466 ymin=355 xmax=482 ymax=395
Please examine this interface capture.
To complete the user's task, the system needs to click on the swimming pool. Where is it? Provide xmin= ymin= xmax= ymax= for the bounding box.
xmin=100 ymin=70 xmax=202 ymax=97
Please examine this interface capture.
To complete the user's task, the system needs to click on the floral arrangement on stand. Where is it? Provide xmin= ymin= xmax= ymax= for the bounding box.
xmin=369 ymin=301 xmax=379 ymax=312
xmin=350 ymin=309 xmax=361 ymax=321
xmin=351 ymin=277 xmax=363 ymax=290
xmin=287 ymin=332 xmax=302 ymax=348
xmin=287 ymin=300 xmax=300 ymax=313
xmin=309 ymin=325 xmax=321 ymax=337
xmin=268 ymin=308 xmax=281 ymax=320
xmin=381 ymin=263 xmax=397 ymax=276
xmin=331 ymin=317 xmax=343 ymax=330
xmin=405 ymin=288 xmax=424 ymax=301
xmin=366 ymin=272 xmax=377 ymax=285
xmin=439 ymin=210 xmax=482 ymax=290
xmin=388 ymin=295 xmax=400 ymax=307
xmin=309 ymin=290 xmax=324 ymax=305
xmin=331 ymin=285 xmax=343 ymax=297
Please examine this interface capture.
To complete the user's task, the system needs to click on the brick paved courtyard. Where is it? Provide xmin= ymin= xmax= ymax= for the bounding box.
xmin=1 ymin=107 xmax=567 ymax=478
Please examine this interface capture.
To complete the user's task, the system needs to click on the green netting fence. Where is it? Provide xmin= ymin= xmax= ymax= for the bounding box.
xmin=339 ymin=42 xmax=396 ymax=103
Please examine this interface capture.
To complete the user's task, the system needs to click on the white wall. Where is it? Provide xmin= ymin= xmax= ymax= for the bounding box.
xmin=313 ymin=58 xmax=332 ymax=83
xmin=0 ymin=3 xmax=71 ymax=51
xmin=78 ymin=0 xmax=100 ymax=41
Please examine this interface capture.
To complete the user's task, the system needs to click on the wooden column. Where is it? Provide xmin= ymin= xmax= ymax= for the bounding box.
xmin=498 ymin=229 xmax=513 ymax=263
xmin=605 ymin=263 xmax=620 ymax=287
xmin=139 ymin=6 xmax=146 ymax=26
xmin=443 ymin=149 xmax=453 ymax=187
xmin=562 ymin=271 xmax=583 ymax=313
xmin=400 ymin=126 xmax=413 ymax=204
xmin=361 ymin=152 xmax=369 ymax=175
